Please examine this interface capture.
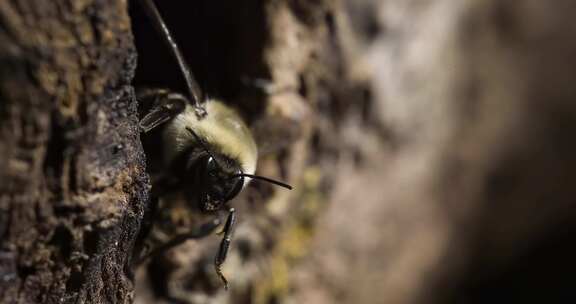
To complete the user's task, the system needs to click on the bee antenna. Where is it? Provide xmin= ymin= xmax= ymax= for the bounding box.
xmin=186 ymin=127 xmax=292 ymax=190
xmin=140 ymin=0 xmax=206 ymax=117
xmin=186 ymin=127 xmax=225 ymax=167
xmin=234 ymin=173 xmax=293 ymax=190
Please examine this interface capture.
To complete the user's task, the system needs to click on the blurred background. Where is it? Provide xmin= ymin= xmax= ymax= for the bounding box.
xmin=131 ymin=0 xmax=576 ymax=303
xmin=2 ymin=0 xmax=576 ymax=303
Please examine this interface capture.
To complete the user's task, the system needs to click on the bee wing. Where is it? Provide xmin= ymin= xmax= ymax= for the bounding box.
xmin=139 ymin=91 xmax=187 ymax=133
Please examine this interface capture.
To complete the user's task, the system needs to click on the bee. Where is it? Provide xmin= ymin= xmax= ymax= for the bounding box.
xmin=134 ymin=0 xmax=292 ymax=290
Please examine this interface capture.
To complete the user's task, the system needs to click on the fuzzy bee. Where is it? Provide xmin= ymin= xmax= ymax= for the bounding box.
xmin=134 ymin=0 xmax=292 ymax=290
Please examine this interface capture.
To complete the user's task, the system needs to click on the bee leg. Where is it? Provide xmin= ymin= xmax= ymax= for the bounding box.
xmin=215 ymin=208 xmax=236 ymax=290
xmin=135 ymin=218 xmax=221 ymax=266
xmin=136 ymin=87 xmax=169 ymax=101
xmin=137 ymin=88 xmax=187 ymax=133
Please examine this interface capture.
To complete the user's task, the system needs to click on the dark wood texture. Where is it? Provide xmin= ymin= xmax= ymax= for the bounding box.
xmin=0 ymin=1 xmax=146 ymax=303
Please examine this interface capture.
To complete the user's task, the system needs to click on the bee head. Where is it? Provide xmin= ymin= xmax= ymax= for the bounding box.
xmin=195 ymin=154 xmax=244 ymax=212
xmin=185 ymin=127 xmax=292 ymax=212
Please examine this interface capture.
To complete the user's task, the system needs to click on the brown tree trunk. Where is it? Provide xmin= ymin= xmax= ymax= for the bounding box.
xmin=0 ymin=1 xmax=145 ymax=303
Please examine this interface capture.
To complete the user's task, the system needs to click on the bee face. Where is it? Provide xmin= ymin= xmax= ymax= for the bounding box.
xmin=191 ymin=155 xmax=245 ymax=212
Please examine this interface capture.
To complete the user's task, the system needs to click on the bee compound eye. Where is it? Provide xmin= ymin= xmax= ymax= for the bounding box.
xmin=206 ymin=156 xmax=218 ymax=171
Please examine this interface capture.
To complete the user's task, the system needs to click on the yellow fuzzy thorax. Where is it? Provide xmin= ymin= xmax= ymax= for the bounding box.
xmin=162 ymin=100 xmax=257 ymax=178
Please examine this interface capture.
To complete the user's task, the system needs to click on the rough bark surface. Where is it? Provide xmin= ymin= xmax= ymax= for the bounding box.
xmin=0 ymin=1 xmax=145 ymax=303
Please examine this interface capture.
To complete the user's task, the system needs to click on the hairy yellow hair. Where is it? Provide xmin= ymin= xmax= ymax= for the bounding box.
xmin=163 ymin=100 xmax=257 ymax=177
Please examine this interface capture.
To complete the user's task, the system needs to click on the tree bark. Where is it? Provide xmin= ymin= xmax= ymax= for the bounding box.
xmin=0 ymin=1 xmax=145 ymax=303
